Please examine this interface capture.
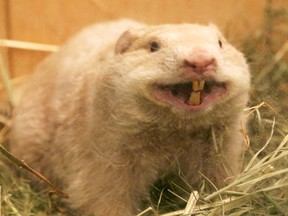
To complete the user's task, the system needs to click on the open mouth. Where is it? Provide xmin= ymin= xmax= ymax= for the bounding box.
xmin=153 ymin=80 xmax=227 ymax=110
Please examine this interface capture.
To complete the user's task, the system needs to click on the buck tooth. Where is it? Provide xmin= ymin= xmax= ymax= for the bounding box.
xmin=188 ymin=91 xmax=201 ymax=105
xmin=199 ymin=80 xmax=205 ymax=90
xmin=192 ymin=80 xmax=199 ymax=91
xmin=192 ymin=80 xmax=205 ymax=91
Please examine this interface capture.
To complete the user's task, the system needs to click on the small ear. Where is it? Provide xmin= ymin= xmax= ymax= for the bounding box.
xmin=115 ymin=29 xmax=141 ymax=54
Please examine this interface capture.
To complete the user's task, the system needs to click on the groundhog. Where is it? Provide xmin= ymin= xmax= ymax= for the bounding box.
xmin=9 ymin=19 xmax=250 ymax=215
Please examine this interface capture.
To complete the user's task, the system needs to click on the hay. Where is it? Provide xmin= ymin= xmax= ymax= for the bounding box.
xmin=0 ymin=1 xmax=288 ymax=215
xmin=0 ymin=39 xmax=58 ymax=52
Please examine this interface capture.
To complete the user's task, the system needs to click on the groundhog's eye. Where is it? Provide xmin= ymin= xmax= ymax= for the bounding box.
xmin=150 ymin=41 xmax=160 ymax=52
xmin=218 ymin=39 xmax=223 ymax=48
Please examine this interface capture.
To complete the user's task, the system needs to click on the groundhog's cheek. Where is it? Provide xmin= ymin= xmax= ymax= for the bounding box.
xmin=217 ymin=63 xmax=246 ymax=80
xmin=212 ymin=68 xmax=247 ymax=101
xmin=231 ymin=69 xmax=250 ymax=90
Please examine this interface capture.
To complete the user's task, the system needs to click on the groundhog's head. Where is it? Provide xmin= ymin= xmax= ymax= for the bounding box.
xmin=110 ymin=24 xmax=250 ymax=125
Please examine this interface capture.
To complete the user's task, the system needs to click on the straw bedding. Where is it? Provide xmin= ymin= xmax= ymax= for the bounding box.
xmin=0 ymin=2 xmax=287 ymax=215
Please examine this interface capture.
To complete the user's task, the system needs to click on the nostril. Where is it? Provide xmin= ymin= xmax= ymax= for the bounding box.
xmin=205 ymin=58 xmax=216 ymax=68
xmin=184 ymin=60 xmax=197 ymax=69
xmin=206 ymin=58 xmax=216 ymax=70
xmin=184 ymin=57 xmax=216 ymax=71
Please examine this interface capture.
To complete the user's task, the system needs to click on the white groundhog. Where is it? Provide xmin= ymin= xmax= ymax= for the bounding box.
xmin=9 ymin=19 xmax=250 ymax=215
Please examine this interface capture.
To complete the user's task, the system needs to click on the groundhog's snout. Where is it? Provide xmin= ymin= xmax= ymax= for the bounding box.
xmin=183 ymin=48 xmax=217 ymax=76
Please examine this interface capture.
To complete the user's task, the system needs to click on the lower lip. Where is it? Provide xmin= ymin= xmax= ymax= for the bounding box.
xmin=152 ymin=87 xmax=227 ymax=111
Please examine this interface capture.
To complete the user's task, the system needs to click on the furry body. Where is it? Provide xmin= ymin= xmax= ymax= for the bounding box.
xmin=9 ymin=20 xmax=250 ymax=215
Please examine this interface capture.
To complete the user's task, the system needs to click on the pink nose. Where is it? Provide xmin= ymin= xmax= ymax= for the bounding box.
xmin=184 ymin=50 xmax=216 ymax=73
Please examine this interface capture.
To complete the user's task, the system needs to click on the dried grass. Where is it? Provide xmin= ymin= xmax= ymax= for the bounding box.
xmin=0 ymin=39 xmax=58 ymax=52
xmin=0 ymin=1 xmax=288 ymax=215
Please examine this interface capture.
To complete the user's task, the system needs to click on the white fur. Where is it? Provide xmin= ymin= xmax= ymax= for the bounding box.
xmin=9 ymin=19 xmax=250 ymax=215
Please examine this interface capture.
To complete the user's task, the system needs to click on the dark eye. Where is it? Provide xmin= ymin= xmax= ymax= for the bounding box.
xmin=150 ymin=41 xmax=160 ymax=52
xmin=218 ymin=39 xmax=223 ymax=48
